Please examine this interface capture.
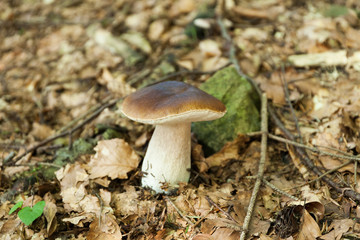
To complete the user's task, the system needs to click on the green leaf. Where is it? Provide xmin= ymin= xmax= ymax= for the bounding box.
xmin=18 ymin=201 xmax=46 ymax=226
xmin=9 ymin=201 xmax=23 ymax=215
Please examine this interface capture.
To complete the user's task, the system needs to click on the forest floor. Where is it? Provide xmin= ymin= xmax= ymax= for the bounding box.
xmin=1 ymin=0 xmax=360 ymax=239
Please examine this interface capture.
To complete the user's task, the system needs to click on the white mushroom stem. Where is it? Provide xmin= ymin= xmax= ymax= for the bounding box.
xmin=141 ymin=122 xmax=191 ymax=193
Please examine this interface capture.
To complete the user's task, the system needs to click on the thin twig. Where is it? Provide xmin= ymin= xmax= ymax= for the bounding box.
xmin=165 ymin=196 xmax=194 ymax=226
xmin=289 ymin=160 xmax=353 ymax=189
xmin=245 ymin=176 xmax=299 ymax=200
xmin=5 ymin=98 xmax=118 ymax=166
xmin=16 ymin=162 xmax=63 ymax=168
xmin=205 ymin=196 xmax=238 ymax=223
xmin=262 ymin=179 xmax=299 ymax=201
xmin=193 ymin=206 xmax=214 ymax=228
xmin=268 ymin=134 xmax=360 ymax=162
xmin=240 ymin=93 xmax=268 ymax=240
xmin=57 ymin=95 xmax=113 ymax=133
xmin=247 ymin=131 xmax=360 ymax=162
xmin=280 ymin=64 xmax=302 ymax=143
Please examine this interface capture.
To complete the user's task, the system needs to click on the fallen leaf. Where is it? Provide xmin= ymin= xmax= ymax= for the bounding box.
xmin=196 ymin=134 xmax=248 ymax=172
xmin=88 ymin=139 xmax=140 ymax=180
xmin=329 ymin=219 xmax=354 ymax=240
xmin=43 ymin=193 xmax=57 ymax=236
xmin=30 ymin=122 xmax=55 ymax=140
xmin=297 ymin=209 xmax=321 ymax=240
xmin=87 ymin=214 xmax=122 ymax=240
xmin=97 ymin=68 xmax=134 ymax=97
xmin=192 ymin=234 xmax=216 ymax=240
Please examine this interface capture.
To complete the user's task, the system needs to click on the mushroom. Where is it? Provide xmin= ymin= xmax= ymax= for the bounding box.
xmin=121 ymin=81 xmax=226 ymax=193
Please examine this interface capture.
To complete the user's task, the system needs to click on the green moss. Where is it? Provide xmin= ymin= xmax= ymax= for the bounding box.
xmin=323 ymin=5 xmax=348 ymax=18
xmin=192 ymin=67 xmax=260 ymax=153
xmin=54 ymin=138 xmax=95 ymax=166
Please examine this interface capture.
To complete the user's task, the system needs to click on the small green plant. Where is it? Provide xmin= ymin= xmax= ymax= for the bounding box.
xmin=9 ymin=200 xmax=46 ymax=226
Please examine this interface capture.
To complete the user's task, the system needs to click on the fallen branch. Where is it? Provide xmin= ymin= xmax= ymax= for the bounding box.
xmin=240 ymin=93 xmax=268 ymax=240
xmin=291 ymin=160 xmax=353 ymax=189
xmin=268 ymin=134 xmax=360 ymax=162
xmin=280 ymin=64 xmax=302 ymax=143
xmin=247 ymin=131 xmax=360 ymax=162
xmin=4 ymin=98 xmax=118 ymax=166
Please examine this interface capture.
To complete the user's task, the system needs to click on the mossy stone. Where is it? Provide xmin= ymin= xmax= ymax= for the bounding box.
xmin=192 ymin=67 xmax=260 ymax=153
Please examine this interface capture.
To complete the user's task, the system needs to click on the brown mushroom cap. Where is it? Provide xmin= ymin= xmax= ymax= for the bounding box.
xmin=121 ymin=81 xmax=226 ymax=124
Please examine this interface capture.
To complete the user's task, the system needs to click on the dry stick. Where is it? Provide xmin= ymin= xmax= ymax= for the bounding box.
xmin=290 ymin=160 xmax=353 ymax=189
xmin=57 ymin=95 xmax=113 ymax=133
xmin=240 ymin=93 xmax=268 ymax=240
xmin=268 ymin=134 xmax=360 ymax=162
xmin=205 ymin=195 xmax=238 ymax=223
xmin=5 ymin=98 xmax=118 ymax=166
xmin=262 ymin=179 xmax=299 ymax=201
xmin=280 ymin=64 xmax=302 ymax=144
xmin=248 ymin=131 xmax=360 ymax=162
xmin=216 ymin=17 xmax=360 ymax=202
xmin=17 ymin=162 xmax=63 ymax=168
xmin=245 ymin=175 xmax=299 ymax=200
xmin=164 ymin=196 xmax=194 ymax=226
xmin=193 ymin=206 xmax=214 ymax=228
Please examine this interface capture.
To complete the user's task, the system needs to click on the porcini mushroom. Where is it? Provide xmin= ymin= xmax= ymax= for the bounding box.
xmin=121 ymin=81 xmax=226 ymax=193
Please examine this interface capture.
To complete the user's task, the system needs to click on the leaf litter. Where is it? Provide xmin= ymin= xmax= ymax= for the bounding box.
xmin=1 ymin=0 xmax=360 ymax=239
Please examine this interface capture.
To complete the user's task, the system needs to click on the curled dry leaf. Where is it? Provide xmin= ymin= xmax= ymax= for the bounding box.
xmin=297 ymin=209 xmax=321 ymax=240
xmin=43 ymin=193 xmax=57 ymax=237
xmin=88 ymin=139 xmax=140 ymax=180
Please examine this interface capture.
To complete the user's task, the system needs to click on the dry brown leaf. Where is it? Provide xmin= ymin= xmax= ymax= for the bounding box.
xmin=97 ymin=68 xmax=134 ymax=97
xmin=249 ymin=218 xmax=271 ymax=237
xmin=30 ymin=122 xmax=55 ymax=140
xmin=4 ymin=166 xmax=30 ymax=177
xmin=259 ymin=234 xmax=273 ymax=240
xmin=43 ymin=193 xmax=57 ymax=237
xmin=288 ymin=145 xmax=309 ymax=179
xmin=168 ymin=0 xmax=196 ymax=17
xmin=88 ymin=139 xmax=140 ymax=180
xmin=55 ymin=163 xmax=90 ymax=212
xmin=212 ymin=227 xmax=240 ymax=240
xmin=327 ymin=219 xmax=354 ymax=240
xmin=0 ymin=218 xmax=23 ymax=237
xmin=297 ymin=209 xmax=321 ymax=240
xmin=148 ymin=19 xmax=169 ymax=41
xmin=192 ymin=234 xmax=216 ymax=240
xmin=87 ymin=214 xmax=122 ymax=240
xmin=62 ymin=213 xmax=93 ymax=227
xmin=196 ymin=134 xmax=247 ymax=172
xmin=125 ymin=11 xmax=151 ymax=31
xmin=199 ymin=40 xmax=221 ymax=58
xmin=111 ymin=186 xmax=139 ymax=216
